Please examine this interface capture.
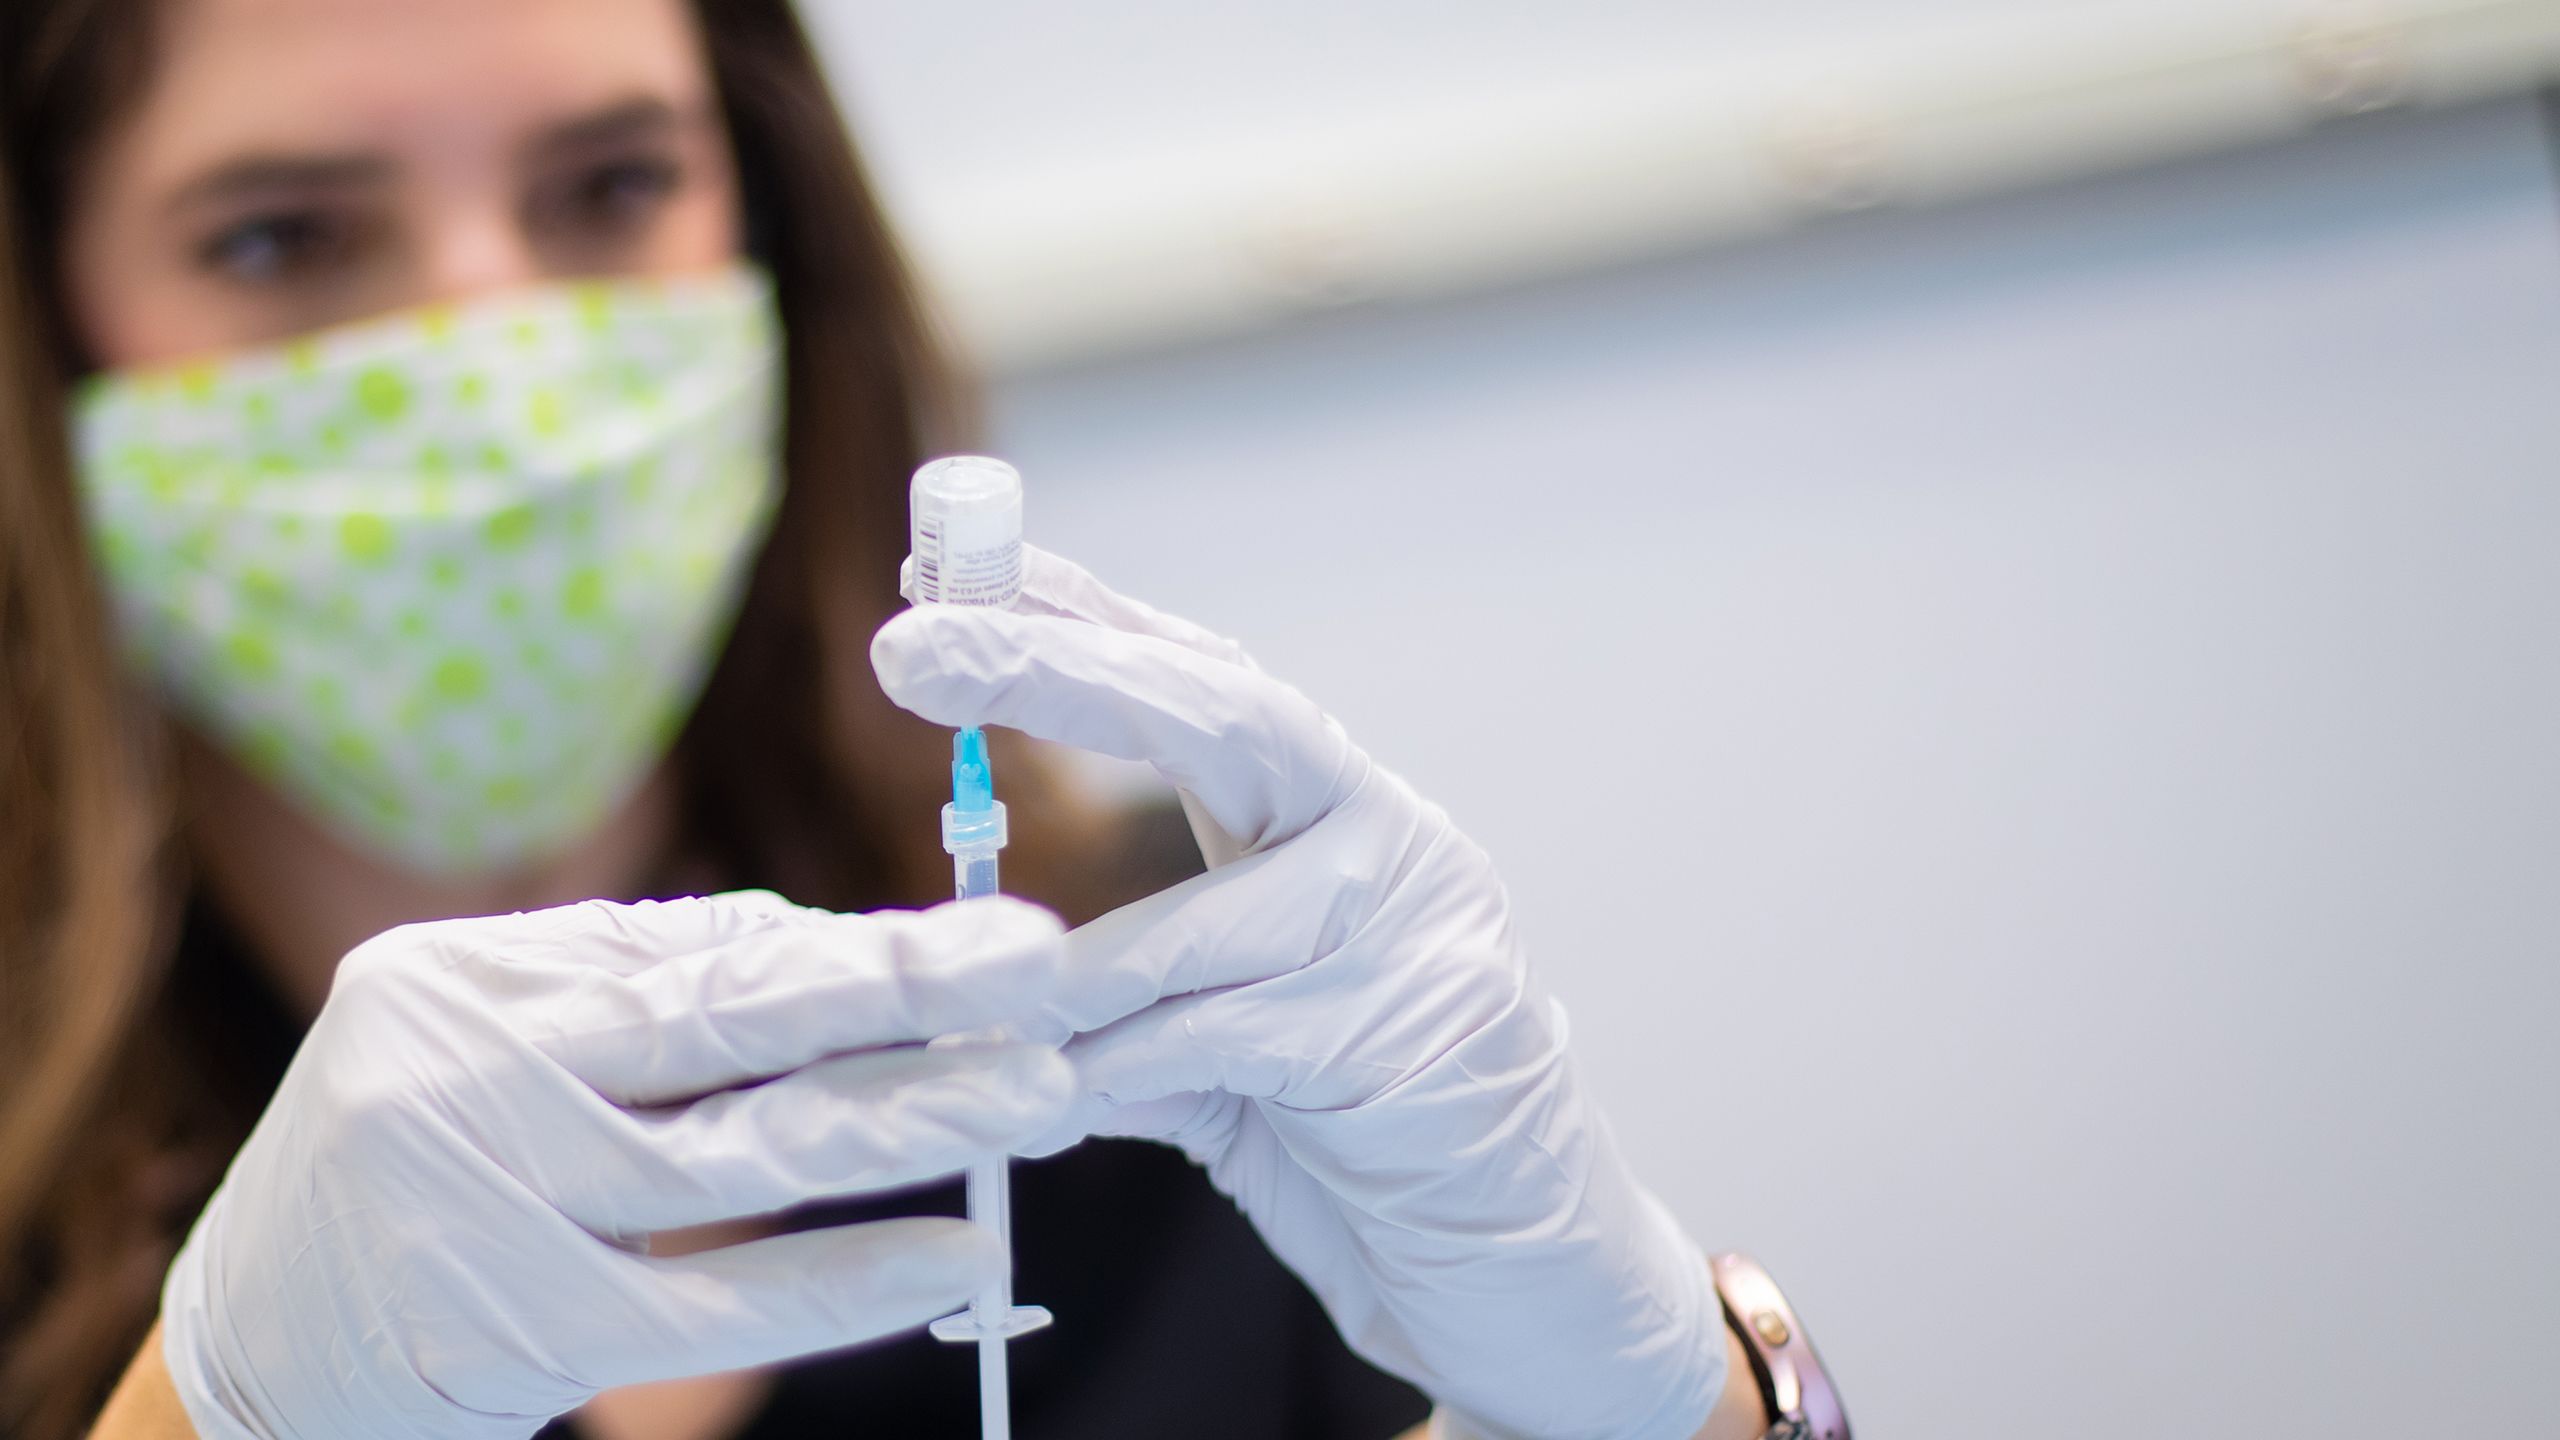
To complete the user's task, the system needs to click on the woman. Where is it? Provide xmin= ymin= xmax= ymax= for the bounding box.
xmin=0 ymin=2 xmax=1768 ymax=1437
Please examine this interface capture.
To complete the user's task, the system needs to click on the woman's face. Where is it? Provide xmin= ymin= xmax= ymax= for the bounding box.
xmin=61 ymin=0 xmax=743 ymax=371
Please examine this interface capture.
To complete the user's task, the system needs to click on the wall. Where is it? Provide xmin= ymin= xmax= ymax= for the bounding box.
xmin=987 ymin=98 xmax=2560 ymax=1438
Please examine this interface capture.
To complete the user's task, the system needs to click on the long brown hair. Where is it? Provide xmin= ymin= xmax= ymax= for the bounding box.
xmin=0 ymin=3 xmax=1091 ymax=1433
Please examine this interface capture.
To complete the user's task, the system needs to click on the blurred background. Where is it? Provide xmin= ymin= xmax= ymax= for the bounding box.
xmin=802 ymin=3 xmax=2560 ymax=1435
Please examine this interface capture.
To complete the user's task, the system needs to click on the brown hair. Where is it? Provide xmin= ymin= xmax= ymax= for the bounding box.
xmin=0 ymin=2 xmax=1095 ymax=1433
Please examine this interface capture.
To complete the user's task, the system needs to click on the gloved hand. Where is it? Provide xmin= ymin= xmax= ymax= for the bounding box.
xmin=160 ymin=890 xmax=1073 ymax=1440
xmin=873 ymin=549 xmax=1726 ymax=1440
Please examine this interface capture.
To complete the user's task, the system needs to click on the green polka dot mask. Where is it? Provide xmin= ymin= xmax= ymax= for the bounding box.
xmin=74 ymin=264 xmax=783 ymax=875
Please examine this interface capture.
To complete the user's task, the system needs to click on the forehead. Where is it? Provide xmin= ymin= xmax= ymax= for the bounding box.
xmin=118 ymin=0 xmax=714 ymax=180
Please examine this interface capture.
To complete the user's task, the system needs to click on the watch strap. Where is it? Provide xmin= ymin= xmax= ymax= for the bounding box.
xmin=1710 ymin=1252 xmax=1851 ymax=1440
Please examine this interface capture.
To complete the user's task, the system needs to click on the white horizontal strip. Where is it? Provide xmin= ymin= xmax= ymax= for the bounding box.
xmin=886 ymin=0 xmax=2560 ymax=373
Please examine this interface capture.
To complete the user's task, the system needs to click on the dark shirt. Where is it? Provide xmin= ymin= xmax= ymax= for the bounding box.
xmin=550 ymin=1143 xmax=1428 ymax=1439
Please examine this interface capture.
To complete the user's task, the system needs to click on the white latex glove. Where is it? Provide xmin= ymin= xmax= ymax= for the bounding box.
xmin=160 ymin=890 xmax=1074 ymax=1440
xmin=872 ymin=549 xmax=1725 ymax=1440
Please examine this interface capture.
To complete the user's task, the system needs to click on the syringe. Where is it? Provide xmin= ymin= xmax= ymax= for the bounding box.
xmin=924 ymin=725 xmax=1050 ymax=1436
xmin=910 ymin=458 xmax=1048 ymax=1440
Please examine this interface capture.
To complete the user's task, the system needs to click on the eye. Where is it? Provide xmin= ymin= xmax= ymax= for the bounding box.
xmin=555 ymin=155 xmax=683 ymax=235
xmin=195 ymin=210 xmax=359 ymax=286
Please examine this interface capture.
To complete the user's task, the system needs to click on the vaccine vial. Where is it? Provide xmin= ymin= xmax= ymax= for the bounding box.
xmin=910 ymin=456 xmax=1024 ymax=608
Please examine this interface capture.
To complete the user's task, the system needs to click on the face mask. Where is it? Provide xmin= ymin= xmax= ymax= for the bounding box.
xmin=74 ymin=264 xmax=783 ymax=875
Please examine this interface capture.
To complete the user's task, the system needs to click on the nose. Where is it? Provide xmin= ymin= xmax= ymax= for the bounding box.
xmin=414 ymin=202 xmax=545 ymax=307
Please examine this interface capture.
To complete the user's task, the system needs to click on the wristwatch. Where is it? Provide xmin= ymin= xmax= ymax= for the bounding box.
xmin=1710 ymin=1253 xmax=1851 ymax=1440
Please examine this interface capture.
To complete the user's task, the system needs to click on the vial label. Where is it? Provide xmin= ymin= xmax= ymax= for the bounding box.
xmin=914 ymin=513 xmax=1023 ymax=607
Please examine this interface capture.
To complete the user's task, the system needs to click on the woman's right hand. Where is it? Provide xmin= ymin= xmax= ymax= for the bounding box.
xmin=157 ymin=890 xmax=1073 ymax=1440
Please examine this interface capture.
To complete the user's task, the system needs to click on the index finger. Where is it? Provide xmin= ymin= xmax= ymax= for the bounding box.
xmin=525 ymin=896 xmax=1069 ymax=1104
xmin=897 ymin=546 xmax=1257 ymax=670
xmin=1009 ymin=547 xmax=1261 ymax=671
xmin=870 ymin=603 xmax=1362 ymax=855
xmin=398 ymin=890 xmax=813 ymax=978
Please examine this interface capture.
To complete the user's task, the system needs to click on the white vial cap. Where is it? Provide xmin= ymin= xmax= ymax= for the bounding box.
xmin=910 ymin=455 xmax=1024 ymax=607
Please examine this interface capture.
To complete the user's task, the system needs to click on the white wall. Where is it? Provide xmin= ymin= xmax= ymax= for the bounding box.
xmin=972 ymin=99 xmax=2560 ymax=1437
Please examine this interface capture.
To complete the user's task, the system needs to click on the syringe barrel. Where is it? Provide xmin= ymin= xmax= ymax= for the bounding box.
xmin=910 ymin=456 xmax=1024 ymax=607
xmin=967 ymin=1158 xmax=1012 ymax=1318
xmin=942 ymin=800 xmax=1007 ymax=852
xmin=953 ymin=850 xmax=1000 ymax=902
xmin=945 ymin=802 xmax=1005 ymax=901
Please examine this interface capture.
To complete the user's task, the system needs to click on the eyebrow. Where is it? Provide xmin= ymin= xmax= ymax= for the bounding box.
xmin=166 ymin=152 xmax=395 ymax=216
xmin=162 ymin=98 xmax=701 ymax=217
xmin=520 ymin=97 xmax=693 ymax=163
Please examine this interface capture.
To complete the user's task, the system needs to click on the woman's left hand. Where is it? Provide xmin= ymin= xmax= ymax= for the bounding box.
xmin=873 ymin=549 xmax=1727 ymax=1440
